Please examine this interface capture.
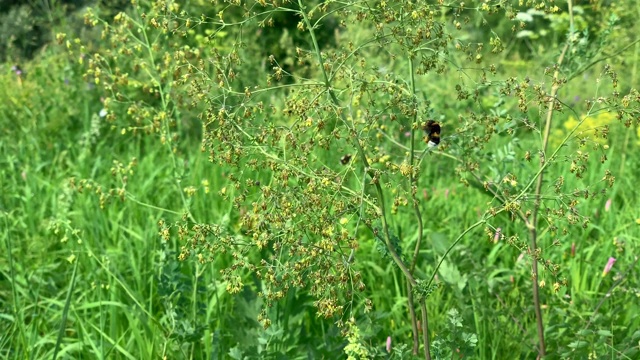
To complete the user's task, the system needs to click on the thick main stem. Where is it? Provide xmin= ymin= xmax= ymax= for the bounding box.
xmin=529 ymin=6 xmax=572 ymax=353
xmin=406 ymin=282 xmax=420 ymax=354
xmin=407 ymin=56 xmax=431 ymax=359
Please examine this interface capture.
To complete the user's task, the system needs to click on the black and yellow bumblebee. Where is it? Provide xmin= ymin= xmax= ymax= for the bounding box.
xmin=340 ymin=154 xmax=352 ymax=165
xmin=423 ymin=120 xmax=441 ymax=148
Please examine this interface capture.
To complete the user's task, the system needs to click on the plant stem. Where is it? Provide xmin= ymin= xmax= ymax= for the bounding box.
xmin=529 ymin=1 xmax=573 ymax=355
xmin=407 ymin=55 xmax=431 ymax=358
xmin=406 ymin=281 xmax=420 ymax=355
xmin=420 ymin=303 xmax=431 ymax=360
xmin=131 ymin=5 xmax=196 ymax=224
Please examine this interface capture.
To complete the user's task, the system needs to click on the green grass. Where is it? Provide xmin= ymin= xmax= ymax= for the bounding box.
xmin=3 ymin=68 xmax=638 ymax=357
xmin=2 ymin=1 xmax=640 ymax=359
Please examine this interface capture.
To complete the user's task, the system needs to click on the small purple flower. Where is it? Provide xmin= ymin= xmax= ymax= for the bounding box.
xmin=11 ymin=65 xmax=23 ymax=76
xmin=404 ymin=131 xmax=411 ymax=137
xmin=602 ymin=257 xmax=616 ymax=277
xmin=493 ymin=227 xmax=501 ymax=243
xmin=605 ymin=199 xmax=611 ymax=212
xmin=386 ymin=336 xmax=392 ymax=353
xmin=570 ymin=242 xmax=576 ymax=257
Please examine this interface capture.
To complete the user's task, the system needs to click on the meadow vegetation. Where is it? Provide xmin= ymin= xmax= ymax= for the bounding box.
xmin=2 ymin=0 xmax=640 ymax=359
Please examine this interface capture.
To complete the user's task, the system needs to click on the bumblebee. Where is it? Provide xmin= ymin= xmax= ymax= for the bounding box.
xmin=423 ymin=120 xmax=441 ymax=148
xmin=340 ymin=154 xmax=352 ymax=165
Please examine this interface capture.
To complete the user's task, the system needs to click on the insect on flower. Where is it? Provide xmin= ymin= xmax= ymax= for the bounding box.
xmin=340 ymin=154 xmax=352 ymax=165
xmin=423 ymin=120 xmax=441 ymax=148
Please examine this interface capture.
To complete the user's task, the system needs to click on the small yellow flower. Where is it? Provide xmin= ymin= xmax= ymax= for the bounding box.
xmin=399 ymin=161 xmax=412 ymax=176
xmin=183 ymin=186 xmax=197 ymax=197
xmin=201 ymin=180 xmax=210 ymax=194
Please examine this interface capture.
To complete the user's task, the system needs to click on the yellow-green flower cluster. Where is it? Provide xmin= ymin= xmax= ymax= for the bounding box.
xmin=551 ymin=111 xmax=616 ymax=148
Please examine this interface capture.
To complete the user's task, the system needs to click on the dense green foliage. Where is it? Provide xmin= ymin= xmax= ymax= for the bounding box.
xmin=2 ymin=1 xmax=640 ymax=359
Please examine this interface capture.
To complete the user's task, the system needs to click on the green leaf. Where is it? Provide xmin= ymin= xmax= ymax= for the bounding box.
xmin=567 ymin=340 xmax=589 ymax=349
xmin=438 ymin=260 xmax=468 ymax=291
xmin=229 ymin=346 xmax=244 ymax=360
xmin=430 ymin=232 xmax=451 ymax=255
xmin=596 ymin=330 xmax=613 ymax=337
xmin=576 ymin=329 xmax=594 ymax=336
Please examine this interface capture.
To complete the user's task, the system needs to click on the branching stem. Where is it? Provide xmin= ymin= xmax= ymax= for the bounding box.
xmin=528 ymin=1 xmax=574 ymax=355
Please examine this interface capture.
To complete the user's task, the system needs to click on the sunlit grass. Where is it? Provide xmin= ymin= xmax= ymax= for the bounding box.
xmin=2 ymin=1 xmax=640 ymax=359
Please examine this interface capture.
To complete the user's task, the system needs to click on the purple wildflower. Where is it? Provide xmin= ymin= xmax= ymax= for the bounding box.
xmin=602 ymin=257 xmax=616 ymax=277
xmin=493 ymin=227 xmax=501 ymax=243
xmin=11 ymin=65 xmax=23 ymax=76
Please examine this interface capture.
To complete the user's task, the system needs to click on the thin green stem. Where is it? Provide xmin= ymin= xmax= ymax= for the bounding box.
xmin=427 ymin=217 xmax=494 ymax=288
xmin=132 ymin=6 xmax=196 ymax=224
xmin=4 ymin=214 xmax=26 ymax=352
xmin=52 ymin=248 xmax=79 ymax=360
xmin=619 ymin=2 xmax=640 ymax=176
xmin=408 ymin=55 xmax=430 ymax=358
xmin=527 ymin=1 xmax=574 ymax=355
xmin=408 ymin=59 xmax=423 ymax=275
